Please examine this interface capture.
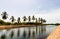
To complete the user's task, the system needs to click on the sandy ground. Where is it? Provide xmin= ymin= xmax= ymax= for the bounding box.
xmin=47 ymin=25 xmax=60 ymax=39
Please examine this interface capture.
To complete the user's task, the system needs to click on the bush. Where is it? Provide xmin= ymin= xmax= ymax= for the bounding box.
xmin=5 ymin=22 xmax=11 ymax=25
xmin=0 ymin=20 xmax=5 ymax=25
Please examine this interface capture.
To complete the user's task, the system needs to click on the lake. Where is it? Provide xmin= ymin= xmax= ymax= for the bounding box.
xmin=0 ymin=25 xmax=57 ymax=39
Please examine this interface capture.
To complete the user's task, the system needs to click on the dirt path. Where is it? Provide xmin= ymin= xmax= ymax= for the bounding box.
xmin=47 ymin=25 xmax=60 ymax=39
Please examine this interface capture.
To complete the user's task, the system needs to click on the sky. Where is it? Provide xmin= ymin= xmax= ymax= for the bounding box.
xmin=0 ymin=0 xmax=60 ymax=23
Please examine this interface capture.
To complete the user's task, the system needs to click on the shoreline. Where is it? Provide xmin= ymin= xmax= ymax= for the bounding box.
xmin=47 ymin=25 xmax=60 ymax=39
xmin=0 ymin=25 xmax=37 ymax=30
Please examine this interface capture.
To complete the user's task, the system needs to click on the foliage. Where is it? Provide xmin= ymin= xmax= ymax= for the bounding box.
xmin=28 ymin=16 xmax=31 ymax=22
xmin=1 ymin=11 xmax=8 ymax=20
xmin=5 ymin=22 xmax=11 ymax=25
xmin=13 ymin=22 xmax=18 ymax=25
xmin=38 ymin=18 xmax=41 ymax=23
xmin=32 ymin=15 xmax=35 ymax=22
xmin=10 ymin=16 xmax=15 ymax=23
xmin=17 ymin=17 xmax=20 ymax=23
xmin=40 ymin=18 xmax=46 ymax=24
xmin=0 ymin=11 xmax=47 ymax=25
xmin=0 ymin=20 xmax=5 ymax=25
xmin=23 ymin=16 xmax=27 ymax=22
xmin=36 ymin=18 xmax=38 ymax=23
xmin=0 ymin=20 xmax=11 ymax=25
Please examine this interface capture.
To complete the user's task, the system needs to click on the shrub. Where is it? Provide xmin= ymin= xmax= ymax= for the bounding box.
xmin=0 ymin=20 xmax=5 ymax=25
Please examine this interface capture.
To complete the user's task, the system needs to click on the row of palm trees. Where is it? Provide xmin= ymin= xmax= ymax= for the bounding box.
xmin=1 ymin=11 xmax=46 ymax=24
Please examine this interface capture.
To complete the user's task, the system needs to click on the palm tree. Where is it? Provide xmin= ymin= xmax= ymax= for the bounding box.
xmin=40 ymin=18 xmax=46 ymax=33
xmin=35 ymin=18 xmax=38 ymax=34
xmin=28 ymin=16 xmax=31 ymax=22
xmin=43 ymin=19 xmax=46 ymax=23
xmin=1 ymin=11 xmax=8 ymax=20
xmin=40 ymin=18 xmax=43 ymax=24
xmin=23 ymin=16 xmax=27 ymax=23
xmin=42 ymin=19 xmax=46 ymax=31
xmin=38 ymin=18 xmax=41 ymax=34
xmin=17 ymin=17 xmax=20 ymax=23
xmin=41 ymin=18 xmax=46 ymax=24
xmin=32 ymin=15 xmax=35 ymax=22
xmin=10 ymin=16 xmax=15 ymax=23
xmin=36 ymin=18 xmax=38 ymax=23
xmin=38 ymin=18 xmax=41 ymax=23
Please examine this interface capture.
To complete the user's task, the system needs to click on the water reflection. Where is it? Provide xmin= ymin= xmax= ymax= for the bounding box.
xmin=28 ymin=29 xmax=31 ymax=38
xmin=32 ymin=31 xmax=35 ymax=39
xmin=1 ymin=34 xmax=6 ymax=39
xmin=17 ymin=29 xmax=20 ymax=37
xmin=10 ymin=31 xmax=14 ymax=39
xmin=0 ymin=25 xmax=57 ymax=39
xmin=23 ymin=29 xmax=26 ymax=39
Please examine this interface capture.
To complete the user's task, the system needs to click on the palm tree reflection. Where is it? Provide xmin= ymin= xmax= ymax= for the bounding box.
xmin=23 ymin=29 xmax=26 ymax=38
xmin=10 ymin=31 xmax=14 ymax=38
xmin=17 ymin=29 xmax=20 ymax=37
xmin=1 ymin=34 xmax=6 ymax=39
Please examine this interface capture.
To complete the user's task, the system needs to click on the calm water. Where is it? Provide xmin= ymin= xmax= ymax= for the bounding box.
xmin=0 ymin=25 xmax=57 ymax=39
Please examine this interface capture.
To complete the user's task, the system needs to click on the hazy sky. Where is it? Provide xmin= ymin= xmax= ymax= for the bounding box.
xmin=0 ymin=0 xmax=60 ymax=23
